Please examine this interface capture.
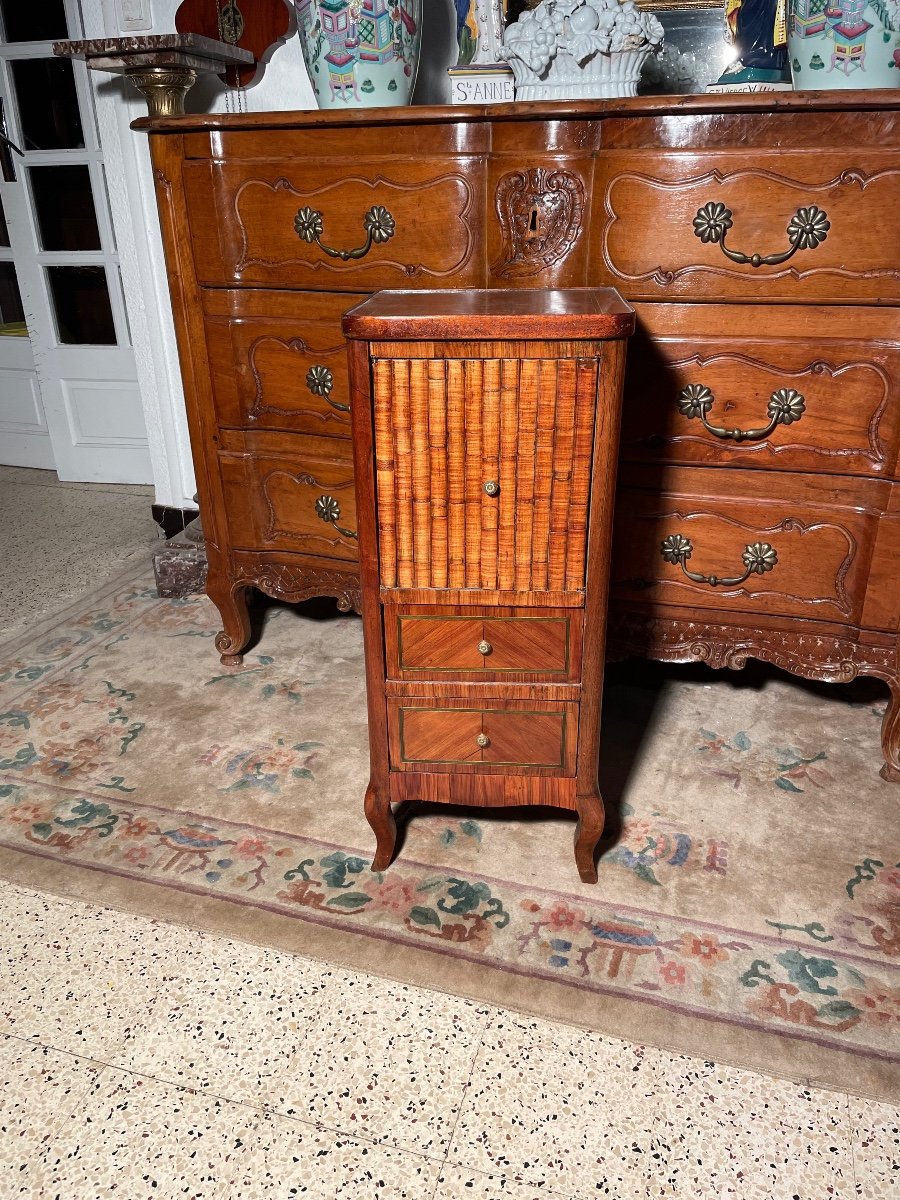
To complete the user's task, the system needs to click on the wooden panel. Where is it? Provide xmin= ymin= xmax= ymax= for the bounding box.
xmin=611 ymin=465 xmax=888 ymax=625
xmin=395 ymin=616 xmax=485 ymax=671
xmin=389 ymin=771 xmax=578 ymax=810
xmin=184 ymin=157 xmax=485 ymax=289
xmin=218 ymin=442 xmax=359 ymax=560
xmin=622 ymin=304 xmax=900 ymax=480
xmin=593 ymin=151 xmax=900 ymax=303
xmin=389 ymin=699 xmax=576 ymax=773
xmin=373 ymin=354 xmax=599 ymax=597
xmin=202 ymin=289 xmax=366 ymax=437
xmin=387 ymin=608 xmax=578 ymax=680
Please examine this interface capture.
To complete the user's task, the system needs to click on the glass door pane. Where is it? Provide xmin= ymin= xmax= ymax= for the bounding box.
xmin=31 ymin=165 xmax=101 ymax=251
xmin=11 ymin=58 xmax=84 ymax=150
xmin=0 ymin=2 xmax=69 ymax=43
xmin=47 ymin=265 xmax=116 ymax=345
xmin=0 ymin=260 xmax=26 ymax=335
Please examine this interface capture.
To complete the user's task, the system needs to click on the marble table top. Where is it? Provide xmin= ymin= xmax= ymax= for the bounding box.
xmin=54 ymin=33 xmax=254 ymax=72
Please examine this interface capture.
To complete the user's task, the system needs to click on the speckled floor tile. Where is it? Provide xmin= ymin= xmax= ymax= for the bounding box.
xmin=0 ymin=1035 xmax=104 ymax=1197
xmin=448 ymin=1013 xmax=659 ymax=1198
xmin=0 ymin=886 xmax=187 ymax=1058
xmin=109 ymin=944 xmax=332 ymax=1105
xmin=644 ymin=1051 xmax=854 ymax=1198
xmin=266 ymin=970 xmax=493 ymax=1156
xmin=850 ymin=1096 xmax=900 ymax=1198
xmin=218 ymin=1111 xmax=442 ymax=1198
xmin=435 ymin=1162 xmax=575 ymax=1198
xmin=39 ymin=1067 xmax=255 ymax=1198
xmin=0 ymin=471 xmax=157 ymax=639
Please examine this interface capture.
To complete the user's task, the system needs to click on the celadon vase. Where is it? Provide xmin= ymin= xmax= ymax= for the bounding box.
xmin=789 ymin=0 xmax=900 ymax=88
xmin=291 ymin=0 xmax=423 ymax=107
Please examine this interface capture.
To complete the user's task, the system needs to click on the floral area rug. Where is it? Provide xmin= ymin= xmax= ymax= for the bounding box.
xmin=0 ymin=563 xmax=897 ymax=1102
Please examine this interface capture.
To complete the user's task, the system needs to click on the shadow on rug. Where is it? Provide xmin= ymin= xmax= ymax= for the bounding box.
xmin=0 ymin=564 xmax=897 ymax=1102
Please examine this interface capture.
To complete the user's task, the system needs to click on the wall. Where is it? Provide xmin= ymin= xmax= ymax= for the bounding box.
xmin=85 ymin=0 xmax=457 ymax=510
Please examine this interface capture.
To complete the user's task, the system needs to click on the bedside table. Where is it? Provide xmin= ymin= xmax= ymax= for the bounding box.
xmin=343 ymin=288 xmax=634 ymax=883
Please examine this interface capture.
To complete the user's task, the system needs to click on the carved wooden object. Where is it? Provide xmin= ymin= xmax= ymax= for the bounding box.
xmin=141 ymin=94 xmax=900 ymax=782
xmin=344 ymin=289 xmax=634 ymax=882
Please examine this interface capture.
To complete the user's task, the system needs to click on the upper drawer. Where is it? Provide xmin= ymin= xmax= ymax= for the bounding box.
xmin=202 ymin=290 xmax=365 ymax=437
xmin=384 ymin=606 xmax=582 ymax=683
xmin=184 ymin=158 xmax=485 ymax=290
xmin=592 ymin=152 xmax=900 ymax=303
xmin=621 ymin=304 xmax=900 ymax=479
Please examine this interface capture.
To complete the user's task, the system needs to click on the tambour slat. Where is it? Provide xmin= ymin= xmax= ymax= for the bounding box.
xmin=531 ymin=359 xmax=558 ymax=592
xmin=373 ymin=358 xmax=397 ymax=588
xmin=463 ymin=359 xmax=483 ymax=589
xmin=391 ymin=359 xmax=414 ymax=588
xmin=548 ymin=358 xmax=576 ymax=590
xmin=480 ymin=358 xmax=501 ymax=590
xmin=409 ymin=360 xmax=432 ymax=580
xmin=514 ymin=358 xmax=539 ymax=592
xmin=427 ymin=359 xmax=448 ymax=589
xmin=565 ymin=360 xmax=597 ymax=591
xmin=497 ymin=358 xmax=519 ymax=591
xmin=446 ymin=358 xmax=466 ymax=588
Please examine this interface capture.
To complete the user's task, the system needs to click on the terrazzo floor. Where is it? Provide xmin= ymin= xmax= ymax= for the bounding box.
xmin=0 ymin=466 xmax=158 ymax=641
xmin=1 ymin=475 xmax=898 ymax=1198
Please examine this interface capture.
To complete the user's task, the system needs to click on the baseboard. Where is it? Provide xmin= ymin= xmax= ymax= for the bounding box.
xmin=151 ymin=504 xmax=199 ymax=540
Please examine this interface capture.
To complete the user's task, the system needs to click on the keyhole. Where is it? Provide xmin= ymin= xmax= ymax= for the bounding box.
xmin=525 ymin=206 xmax=542 ymax=241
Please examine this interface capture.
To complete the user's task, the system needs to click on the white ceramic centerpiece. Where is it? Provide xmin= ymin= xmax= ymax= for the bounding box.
xmin=291 ymin=0 xmax=422 ymax=108
xmin=503 ymin=0 xmax=664 ymax=100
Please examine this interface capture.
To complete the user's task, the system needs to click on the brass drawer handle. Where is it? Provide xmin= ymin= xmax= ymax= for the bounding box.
xmin=478 ymin=640 xmax=492 ymax=656
xmin=306 ymin=364 xmax=349 ymax=413
xmin=475 ymin=732 xmax=490 ymax=749
xmin=294 ymin=204 xmax=396 ymax=261
xmin=692 ymin=202 xmax=830 ymax=268
xmin=483 ymin=479 xmax=500 ymax=497
xmin=660 ymin=534 xmax=778 ymax=588
xmin=314 ymin=494 xmax=358 ymax=540
xmin=677 ymin=385 xmax=806 ymax=442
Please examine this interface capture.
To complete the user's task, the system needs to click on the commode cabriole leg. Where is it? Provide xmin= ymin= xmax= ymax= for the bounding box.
xmin=207 ymin=573 xmax=252 ymax=666
xmin=879 ymin=673 xmax=900 ymax=783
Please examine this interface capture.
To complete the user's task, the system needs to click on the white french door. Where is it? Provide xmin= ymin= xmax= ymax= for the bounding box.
xmin=0 ymin=0 xmax=150 ymax=482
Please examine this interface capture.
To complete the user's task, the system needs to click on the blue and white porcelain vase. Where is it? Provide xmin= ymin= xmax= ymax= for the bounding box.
xmin=789 ymin=0 xmax=900 ymax=88
xmin=291 ymin=0 xmax=423 ymax=108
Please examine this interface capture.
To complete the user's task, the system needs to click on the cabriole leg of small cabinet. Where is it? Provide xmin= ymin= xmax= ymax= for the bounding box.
xmin=574 ymin=790 xmax=605 ymax=885
xmin=365 ymin=783 xmax=397 ymax=872
xmin=207 ymin=578 xmax=252 ymax=666
xmin=879 ymin=676 xmax=900 ymax=784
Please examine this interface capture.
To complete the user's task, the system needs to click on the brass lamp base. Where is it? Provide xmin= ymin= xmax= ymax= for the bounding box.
xmin=126 ymin=66 xmax=199 ymax=119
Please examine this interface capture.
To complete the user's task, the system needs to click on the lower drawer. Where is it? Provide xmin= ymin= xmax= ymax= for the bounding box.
xmin=218 ymin=430 xmax=359 ymax=561
xmin=385 ymin=606 xmax=582 ymax=682
xmin=611 ymin=464 xmax=889 ymax=625
xmin=388 ymin=699 xmax=577 ymax=774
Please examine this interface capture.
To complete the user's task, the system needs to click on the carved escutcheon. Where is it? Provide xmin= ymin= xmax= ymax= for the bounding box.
xmin=492 ymin=167 xmax=585 ymax=279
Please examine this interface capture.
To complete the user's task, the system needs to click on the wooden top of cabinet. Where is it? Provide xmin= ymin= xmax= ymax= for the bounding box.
xmin=342 ymin=288 xmax=635 ymax=341
xmin=135 ymin=92 xmax=900 ymax=135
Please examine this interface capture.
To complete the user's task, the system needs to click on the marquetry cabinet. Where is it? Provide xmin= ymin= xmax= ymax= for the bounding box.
xmin=342 ymin=289 xmax=634 ymax=882
xmin=142 ymin=92 xmax=900 ymax=783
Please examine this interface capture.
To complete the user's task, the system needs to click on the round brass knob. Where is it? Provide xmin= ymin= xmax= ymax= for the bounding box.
xmin=483 ymin=480 xmax=500 ymax=497
xmin=478 ymin=640 xmax=492 ymax=656
xmin=475 ymin=733 xmax=490 ymax=749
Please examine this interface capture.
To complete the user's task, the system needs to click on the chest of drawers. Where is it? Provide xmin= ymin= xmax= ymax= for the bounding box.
xmin=142 ymin=93 xmax=900 ymax=785
xmin=342 ymin=289 xmax=634 ymax=882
